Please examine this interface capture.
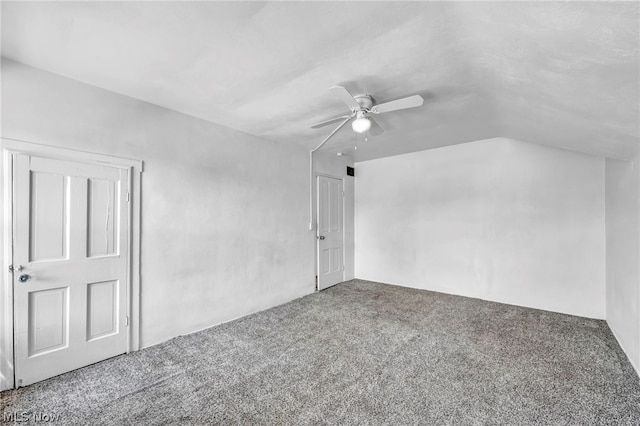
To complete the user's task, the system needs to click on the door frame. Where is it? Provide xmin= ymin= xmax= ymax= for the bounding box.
xmin=0 ymin=138 xmax=143 ymax=390
xmin=315 ymin=172 xmax=345 ymax=290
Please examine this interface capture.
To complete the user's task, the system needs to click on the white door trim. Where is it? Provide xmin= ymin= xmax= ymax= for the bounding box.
xmin=315 ymin=172 xmax=345 ymax=290
xmin=0 ymin=138 xmax=143 ymax=391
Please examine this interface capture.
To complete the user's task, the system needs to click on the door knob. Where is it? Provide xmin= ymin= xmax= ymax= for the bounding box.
xmin=18 ymin=274 xmax=31 ymax=283
xmin=318 ymin=236 xmax=325 ymax=240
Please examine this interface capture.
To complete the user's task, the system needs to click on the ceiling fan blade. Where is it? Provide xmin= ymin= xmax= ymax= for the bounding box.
xmin=372 ymin=95 xmax=424 ymax=114
xmin=311 ymin=115 xmax=352 ymax=129
xmin=368 ymin=117 xmax=384 ymax=136
xmin=330 ymin=86 xmax=361 ymax=110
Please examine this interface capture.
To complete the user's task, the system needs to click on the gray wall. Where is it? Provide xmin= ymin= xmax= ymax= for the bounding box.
xmin=0 ymin=60 xmax=323 ymax=349
xmin=605 ymin=154 xmax=640 ymax=373
xmin=355 ymin=138 xmax=606 ymax=318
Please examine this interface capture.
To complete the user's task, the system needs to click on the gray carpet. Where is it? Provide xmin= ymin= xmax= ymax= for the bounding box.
xmin=2 ymin=280 xmax=640 ymax=425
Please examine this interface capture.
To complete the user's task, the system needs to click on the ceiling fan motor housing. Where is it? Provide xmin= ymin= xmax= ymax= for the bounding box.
xmin=353 ymin=94 xmax=374 ymax=111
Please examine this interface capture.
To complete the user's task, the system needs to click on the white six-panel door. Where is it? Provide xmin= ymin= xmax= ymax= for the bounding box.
xmin=317 ymin=175 xmax=344 ymax=290
xmin=13 ymin=154 xmax=129 ymax=387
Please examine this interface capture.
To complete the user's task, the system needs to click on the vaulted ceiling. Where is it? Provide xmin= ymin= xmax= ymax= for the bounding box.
xmin=2 ymin=1 xmax=638 ymax=161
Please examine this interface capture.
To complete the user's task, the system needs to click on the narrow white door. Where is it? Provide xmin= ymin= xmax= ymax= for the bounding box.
xmin=317 ymin=175 xmax=344 ymax=290
xmin=13 ymin=154 xmax=129 ymax=387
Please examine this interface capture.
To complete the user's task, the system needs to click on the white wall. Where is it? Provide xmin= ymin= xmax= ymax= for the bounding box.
xmin=0 ymin=59 xmax=317 ymax=352
xmin=605 ymin=154 xmax=640 ymax=373
xmin=356 ymin=137 xmax=606 ymax=318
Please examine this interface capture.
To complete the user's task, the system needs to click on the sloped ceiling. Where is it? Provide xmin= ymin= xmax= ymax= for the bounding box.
xmin=2 ymin=1 xmax=638 ymax=161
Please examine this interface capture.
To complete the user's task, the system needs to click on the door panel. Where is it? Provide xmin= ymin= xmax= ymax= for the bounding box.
xmin=28 ymin=287 xmax=68 ymax=356
xmin=86 ymin=280 xmax=118 ymax=340
xmin=13 ymin=154 xmax=129 ymax=387
xmin=87 ymin=178 xmax=118 ymax=258
xmin=29 ymin=172 xmax=68 ymax=262
xmin=317 ymin=175 xmax=344 ymax=290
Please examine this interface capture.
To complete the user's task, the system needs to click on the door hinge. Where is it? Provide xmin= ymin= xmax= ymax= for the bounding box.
xmin=315 ymin=275 xmax=318 ymax=291
xmin=125 ymin=316 xmax=129 ymax=327
xmin=126 ymin=192 xmax=130 ymax=203
xmin=342 ymin=191 xmax=345 ymax=197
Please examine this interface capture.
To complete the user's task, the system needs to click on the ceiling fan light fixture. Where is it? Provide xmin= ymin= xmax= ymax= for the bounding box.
xmin=352 ymin=116 xmax=371 ymax=133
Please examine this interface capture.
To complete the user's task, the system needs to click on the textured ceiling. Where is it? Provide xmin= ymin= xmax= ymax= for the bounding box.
xmin=2 ymin=1 xmax=638 ymax=161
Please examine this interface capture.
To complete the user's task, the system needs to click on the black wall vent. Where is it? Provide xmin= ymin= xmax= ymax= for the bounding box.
xmin=347 ymin=166 xmax=355 ymax=177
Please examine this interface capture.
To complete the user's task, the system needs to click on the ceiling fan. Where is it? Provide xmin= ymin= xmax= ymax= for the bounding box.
xmin=311 ymin=86 xmax=424 ymax=141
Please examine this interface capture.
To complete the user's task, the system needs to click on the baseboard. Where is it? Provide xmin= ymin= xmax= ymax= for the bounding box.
xmin=140 ymin=285 xmax=313 ymax=350
xmin=353 ymin=276 xmax=605 ymax=320
xmin=607 ymin=322 xmax=640 ymax=378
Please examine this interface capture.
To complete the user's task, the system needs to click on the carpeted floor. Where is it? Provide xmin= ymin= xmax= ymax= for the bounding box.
xmin=2 ymin=280 xmax=640 ymax=425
